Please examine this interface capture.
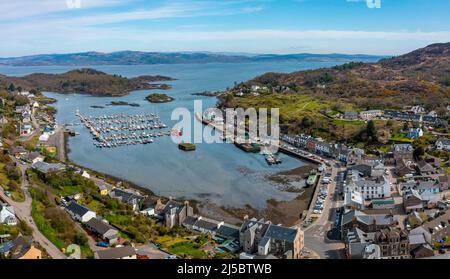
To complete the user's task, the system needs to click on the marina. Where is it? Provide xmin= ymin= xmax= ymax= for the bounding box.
xmin=76 ymin=110 xmax=171 ymax=148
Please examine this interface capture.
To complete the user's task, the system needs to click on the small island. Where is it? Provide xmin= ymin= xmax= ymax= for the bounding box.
xmin=191 ymin=91 xmax=221 ymax=97
xmin=178 ymin=143 xmax=196 ymax=151
xmin=107 ymin=101 xmax=141 ymax=107
xmin=145 ymin=93 xmax=174 ymax=103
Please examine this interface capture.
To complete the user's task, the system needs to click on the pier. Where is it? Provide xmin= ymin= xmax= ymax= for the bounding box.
xmin=76 ymin=110 xmax=171 ymax=148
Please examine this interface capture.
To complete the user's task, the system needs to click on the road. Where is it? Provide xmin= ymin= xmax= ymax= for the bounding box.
xmin=47 ymin=125 xmax=66 ymax=162
xmin=301 ymin=161 xmax=346 ymax=259
xmin=0 ymin=160 xmax=67 ymax=259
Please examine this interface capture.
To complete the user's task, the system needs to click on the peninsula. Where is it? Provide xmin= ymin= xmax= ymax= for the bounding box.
xmin=0 ymin=68 xmax=174 ymax=97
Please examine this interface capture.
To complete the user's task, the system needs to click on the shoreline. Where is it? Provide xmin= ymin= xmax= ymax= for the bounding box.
xmin=63 ymin=130 xmax=315 ymax=225
xmin=50 ymin=92 xmax=317 ymax=226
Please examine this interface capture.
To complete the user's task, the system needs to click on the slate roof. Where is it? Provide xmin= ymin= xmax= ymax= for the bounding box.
xmin=85 ymin=217 xmax=117 ymax=235
xmin=216 ymin=224 xmax=240 ymax=239
xmin=342 ymin=210 xmax=394 ymax=227
xmin=182 ymin=216 xmax=198 ymax=227
xmin=195 ymin=218 xmax=218 ymax=231
xmin=263 ymin=224 xmax=298 ymax=243
xmin=66 ymin=202 xmax=92 ymax=217
xmin=0 ymin=241 xmax=14 ymax=254
xmin=95 ymin=246 xmax=136 ymax=259
xmin=31 ymin=161 xmax=65 ymax=174
xmin=10 ymin=236 xmax=33 ymax=259
xmin=161 ymin=200 xmax=185 ymax=215
xmin=409 ymin=234 xmax=427 ymax=246
xmin=111 ymin=188 xmax=143 ymax=204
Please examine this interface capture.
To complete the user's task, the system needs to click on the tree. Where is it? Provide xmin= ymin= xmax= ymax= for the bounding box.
xmin=366 ymin=120 xmax=378 ymax=142
xmin=8 ymin=83 xmax=15 ymax=92
xmin=301 ymin=116 xmax=313 ymax=128
xmin=413 ymin=146 xmax=425 ymax=160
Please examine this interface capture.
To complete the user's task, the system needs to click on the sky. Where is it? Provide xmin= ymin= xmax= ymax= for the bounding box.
xmin=1 ymin=0 xmax=450 ymax=57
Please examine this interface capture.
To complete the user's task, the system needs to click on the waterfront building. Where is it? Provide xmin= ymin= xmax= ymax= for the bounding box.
xmin=239 ymin=217 xmax=304 ymax=259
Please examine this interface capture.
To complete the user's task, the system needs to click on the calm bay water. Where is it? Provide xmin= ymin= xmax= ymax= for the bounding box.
xmin=0 ymin=61 xmax=343 ymax=208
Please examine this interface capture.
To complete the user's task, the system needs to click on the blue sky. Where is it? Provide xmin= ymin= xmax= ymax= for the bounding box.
xmin=1 ymin=0 xmax=450 ymax=57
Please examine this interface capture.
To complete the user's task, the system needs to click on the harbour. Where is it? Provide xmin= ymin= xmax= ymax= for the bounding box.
xmin=0 ymin=61 xmax=337 ymax=210
xmin=75 ymin=110 xmax=171 ymax=148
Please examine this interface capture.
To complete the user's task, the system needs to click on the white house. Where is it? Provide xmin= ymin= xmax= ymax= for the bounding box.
xmin=65 ymin=202 xmax=96 ymax=223
xmin=406 ymin=128 xmax=423 ymax=139
xmin=27 ymin=152 xmax=45 ymax=164
xmin=94 ymin=246 xmax=137 ymax=259
xmin=359 ymin=110 xmax=382 ymax=120
xmin=435 ymin=138 xmax=450 ymax=151
xmin=345 ymin=170 xmax=391 ymax=200
xmin=0 ymin=204 xmax=17 ymax=226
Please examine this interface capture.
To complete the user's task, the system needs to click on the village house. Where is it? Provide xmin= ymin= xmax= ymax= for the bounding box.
xmin=154 ymin=199 xmax=194 ymax=228
xmin=343 ymin=111 xmax=358 ymax=120
xmin=85 ymin=217 xmax=119 ymax=244
xmin=435 ymin=138 xmax=450 ymax=151
xmin=345 ymin=169 xmax=391 ymax=200
xmin=403 ymin=189 xmax=424 ymax=213
xmin=239 ymin=218 xmax=304 ymax=259
xmin=410 ymin=106 xmax=426 ymax=114
xmin=359 ymin=110 xmax=382 ymax=120
xmin=384 ymin=110 xmax=421 ymax=122
xmin=415 ymin=160 xmax=437 ymax=175
xmin=0 ymin=204 xmax=17 ymax=226
xmin=395 ymin=159 xmax=414 ymax=177
xmin=26 ymin=152 xmax=45 ymax=164
xmin=400 ymin=180 xmax=440 ymax=196
xmin=182 ymin=215 xmax=240 ymax=241
xmin=374 ymin=227 xmax=410 ymax=259
xmin=438 ymin=174 xmax=449 ymax=191
xmin=345 ymin=228 xmax=380 ymax=259
xmin=65 ymin=201 xmax=96 ymax=223
xmin=109 ymin=188 xmax=144 ymax=211
xmin=344 ymin=190 xmax=365 ymax=210
xmin=9 ymin=236 xmax=42 ymax=259
xmin=409 ymin=235 xmax=434 ymax=258
xmin=393 ymin=144 xmax=414 ymax=162
xmin=94 ymin=246 xmax=137 ymax=259
xmin=409 ymin=210 xmax=450 ymax=246
xmin=31 ymin=161 xmax=66 ymax=175
xmin=341 ymin=210 xmax=397 ymax=239
xmin=9 ymin=146 xmax=28 ymax=159
xmin=406 ymin=128 xmax=423 ymax=139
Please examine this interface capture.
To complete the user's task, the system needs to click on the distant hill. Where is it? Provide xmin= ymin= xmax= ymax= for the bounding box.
xmin=233 ymin=43 xmax=450 ymax=110
xmin=0 ymin=68 xmax=174 ymax=96
xmin=0 ymin=51 xmax=384 ymax=66
xmin=218 ymin=43 xmax=450 ymax=141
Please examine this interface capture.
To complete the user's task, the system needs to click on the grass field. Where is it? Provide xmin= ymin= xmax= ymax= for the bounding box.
xmin=156 ymin=235 xmax=209 ymax=259
xmin=390 ymin=132 xmax=413 ymax=143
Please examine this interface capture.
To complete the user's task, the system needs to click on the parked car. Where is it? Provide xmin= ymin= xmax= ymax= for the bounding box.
xmin=96 ymin=242 xmax=109 ymax=248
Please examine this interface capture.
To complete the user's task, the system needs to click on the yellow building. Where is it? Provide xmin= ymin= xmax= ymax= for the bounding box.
xmin=11 ymin=236 xmax=42 ymax=259
xmin=18 ymin=245 xmax=42 ymax=259
xmin=99 ymin=185 xmax=109 ymax=196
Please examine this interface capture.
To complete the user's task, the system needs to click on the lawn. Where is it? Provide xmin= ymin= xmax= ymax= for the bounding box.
xmin=167 ymin=241 xmax=208 ymax=259
xmin=155 ymin=235 xmax=210 ymax=259
xmin=390 ymin=132 xmax=413 ymax=143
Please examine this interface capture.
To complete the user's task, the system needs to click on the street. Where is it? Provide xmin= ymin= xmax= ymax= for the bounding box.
xmin=0 ymin=160 xmax=67 ymax=259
